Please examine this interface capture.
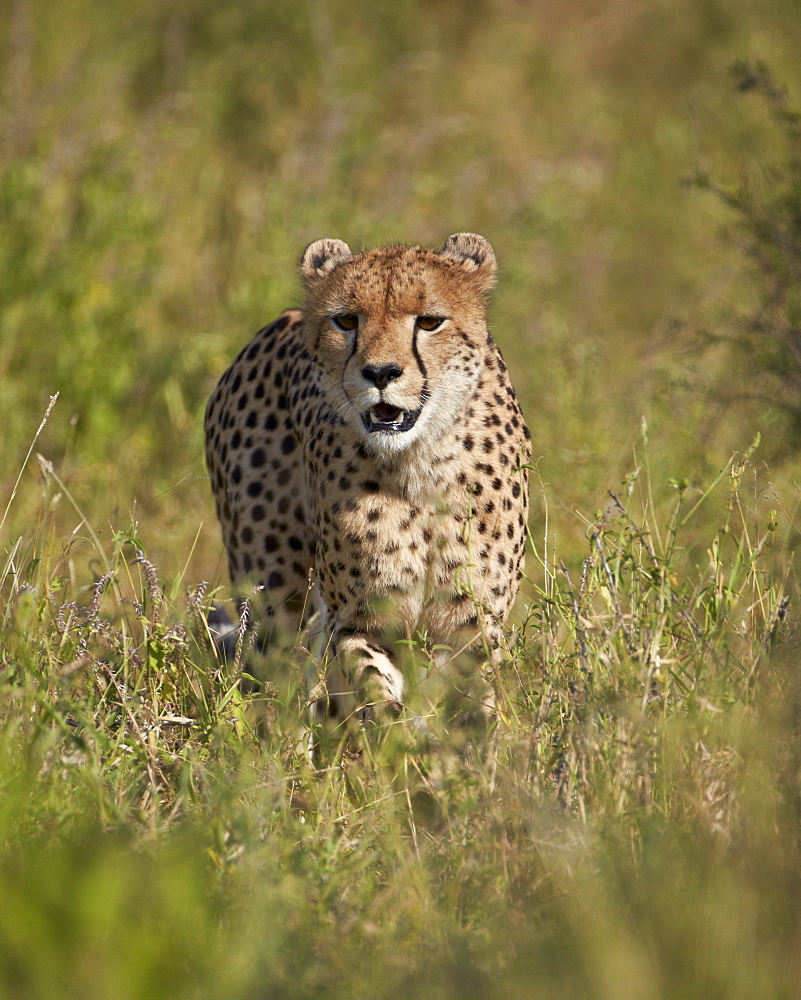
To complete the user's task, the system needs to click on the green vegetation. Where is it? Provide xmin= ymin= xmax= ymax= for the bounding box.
xmin=1 ymin=1 xmax=800 ymax=996
xmin=689 ymin=61 xmax=801 ymax=450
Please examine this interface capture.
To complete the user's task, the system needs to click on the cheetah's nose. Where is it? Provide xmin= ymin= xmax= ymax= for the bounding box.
xmin=361 ymin=364 xmax=402 ymax=390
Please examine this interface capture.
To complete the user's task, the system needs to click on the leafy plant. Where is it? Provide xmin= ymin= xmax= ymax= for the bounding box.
xmin=690 ymin=62 xmax=801 ymax=448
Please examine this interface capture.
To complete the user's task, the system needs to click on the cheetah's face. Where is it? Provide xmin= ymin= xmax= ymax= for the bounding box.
xmin=300 ymin=234 xmax=497 ymax=456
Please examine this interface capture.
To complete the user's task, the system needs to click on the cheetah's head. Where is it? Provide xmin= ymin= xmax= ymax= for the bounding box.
xmin=299 ymin=234 xmax=496 ymax=456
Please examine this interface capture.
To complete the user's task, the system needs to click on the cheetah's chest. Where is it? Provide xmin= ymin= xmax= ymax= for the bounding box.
xmin=303 ymin=435 xmax=502 ymax=639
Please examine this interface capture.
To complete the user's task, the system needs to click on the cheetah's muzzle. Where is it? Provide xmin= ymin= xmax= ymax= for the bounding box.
xmin=362 ymin=403 xmax=422 ymax=433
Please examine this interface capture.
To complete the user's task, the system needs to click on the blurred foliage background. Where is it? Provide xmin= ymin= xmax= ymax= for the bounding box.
xmin=3 ymin=0 xmax=801 ymax=581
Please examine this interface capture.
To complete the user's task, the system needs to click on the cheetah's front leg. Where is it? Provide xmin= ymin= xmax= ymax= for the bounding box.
xmin=328 ymin=630 xmax=405 ymax=725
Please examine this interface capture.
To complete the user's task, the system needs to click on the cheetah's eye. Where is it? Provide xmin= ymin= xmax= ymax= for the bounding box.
xmin=415 ymin=316 xmax=446 ymax=332
xmin=331 ymin=313 xmax=359 ymax=332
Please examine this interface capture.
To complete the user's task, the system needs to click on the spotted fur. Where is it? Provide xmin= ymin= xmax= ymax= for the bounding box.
xmin=205 ymin=234 xmax=530 ymax=728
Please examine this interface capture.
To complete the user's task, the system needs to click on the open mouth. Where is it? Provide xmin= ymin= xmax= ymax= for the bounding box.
xmin=361 ymin=402 xmax=422 ymax=433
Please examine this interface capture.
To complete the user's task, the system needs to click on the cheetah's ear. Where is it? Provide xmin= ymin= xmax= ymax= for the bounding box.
xmin=440 ymin=233 xmax=497 ymax=291
xmin=300 ymin=238 xmax=353 ymax=283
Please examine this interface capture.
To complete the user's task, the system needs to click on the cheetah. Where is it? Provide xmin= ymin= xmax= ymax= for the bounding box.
xmin=205 ymin=233 xmax=531 ymax=733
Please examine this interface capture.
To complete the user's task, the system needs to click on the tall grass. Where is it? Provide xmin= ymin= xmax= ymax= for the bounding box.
xmin=0 ymin=414 xmax=798 ymax=997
